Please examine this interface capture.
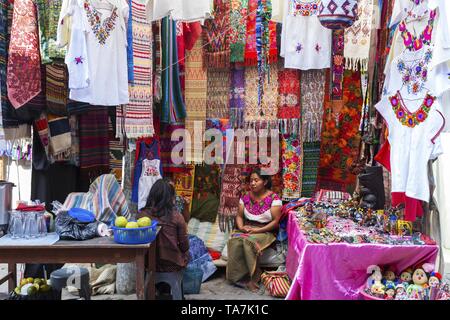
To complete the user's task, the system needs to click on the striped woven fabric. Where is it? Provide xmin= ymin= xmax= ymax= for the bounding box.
xmin=300 ymin=141 xmax=321 ymax=198
xmin=184 ymin=37 xmax=207 ymax=163
xmin=109 ymin=114 xmax=123 ymax=184
xmin=116 ymin=0 xmax=154 ymax=139
xmin=63 ymin=174 xmax=130 ymax=225
xmin=46 ymin=62 xmax=68 ymax=116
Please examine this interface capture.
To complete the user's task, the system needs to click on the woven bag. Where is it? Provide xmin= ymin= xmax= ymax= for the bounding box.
xmin=318 ymin=0 xmax=358 ymax=29
xmin=261 ymin=271 xmax=291 ymax=298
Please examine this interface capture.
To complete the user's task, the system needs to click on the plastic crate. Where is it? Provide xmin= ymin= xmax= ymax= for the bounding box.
xmin=111 ymin=220 xmax=158 ymax=244
xmin=183 ymin=267 xmax=203 ymax=294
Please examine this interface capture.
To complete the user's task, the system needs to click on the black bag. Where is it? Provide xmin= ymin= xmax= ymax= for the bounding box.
xmin=55 ymin=211 xmax=99 ymax=241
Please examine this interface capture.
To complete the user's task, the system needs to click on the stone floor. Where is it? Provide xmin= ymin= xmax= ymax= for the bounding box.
xmin=0 ymin=264 xmax=280 ymax=300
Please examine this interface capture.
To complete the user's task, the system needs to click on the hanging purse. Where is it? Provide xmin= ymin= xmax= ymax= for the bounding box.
xmin=260 ymin=271 xmax=292 ymax=298
xmin=318 ymin=0 xmax=358 ymax=30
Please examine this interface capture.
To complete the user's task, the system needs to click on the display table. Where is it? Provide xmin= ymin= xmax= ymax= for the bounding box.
xmin=286 ymin=211 xmax=439 ymax=300
xmin=0 ymin=233 xmax=159 ymax=300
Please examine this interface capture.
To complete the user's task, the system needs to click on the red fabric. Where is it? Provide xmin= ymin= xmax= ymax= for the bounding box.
xmin=16 ymin=204 xmax=45 ymax=212
xmin=208 ymin=249 xmax=221 ymax=260
xmin=184 ymin=22 xmax=202 ymax=51
xmin=392 ymin=192 xmax=424 ymax=221
xmin=374 ymin=140 xmax=391 ymax=171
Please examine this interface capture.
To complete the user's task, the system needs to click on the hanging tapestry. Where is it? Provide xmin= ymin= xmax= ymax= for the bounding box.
xmin=159 ymin=122 xmax=186 ymax=174
xmin=204 ymin=0 xmax=230 ymax=68
xmin=277 ymin=62 xmax=301 ymax=134
xmin=109 ymin=113 xmax=123 ymax=184
xmin=46 ymin=62 xmax=68 ymax=116
xmin=0 ymin=0 xmax=10 ymax=127
xmin=116 ymin=0 xmax=154 ymax=139
xmin=281 ymin=133 xmax=303 ymax=200
xmin=36 ymin=0 xmax=66 ymax=63
xmin=48 ymin=113 xmax=71 ymax=158
xmin=316 ymin=70 xmax=363 ymax=193
xmin=331 ymin=29 xmax=345 ymax=100
xmin=230 ymin=0 xmax=248 ymax=62
xmin=229 ymin=64 xmax=246 ymax=128
xmin=185 ymin=37 xmax=207 ymax=163
xmin=301 ymin=69 xmax=326 ymax=142
xmin=176 ymin=21 xmax=186 ymax=96
xmin=244 ymin=65 xmax=279 ymax=128
xmin=161 ymin=17 xmax=186 ymax=124
xmin=205 ymin=119 xmax=230 ymax=164
xmin=79 ymin=108 xmax=110 ymax=191
xmin=300 ymin=141 xmax=321 ymax=197
xmin=344 ymin=0 xmax=373 ymax=71
xmin=152 ymin=21 xmax=162 ymax=103
xmin=127 ymin=3 xmax=134 ymax=83
xmin=68 ymin=115 xmax=79 ymax=166
xmin=173 ymin=164 xmax=195 ymax=210
xmin=206 ymin=68 xmax=231 ymax=119
xmin=7 ymin=0 xmax=41 ymax=109
xmin=191 ymin=164 xmax=221 ymax=223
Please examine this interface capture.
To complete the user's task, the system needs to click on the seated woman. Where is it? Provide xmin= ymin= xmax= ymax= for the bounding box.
xmin=226 ymin=168 xmax=282 ymax=292
xmin=138 ymin=179 xmax=189 ymax=274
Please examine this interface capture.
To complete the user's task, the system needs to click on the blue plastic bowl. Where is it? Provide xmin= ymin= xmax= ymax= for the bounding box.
xmin=111 ymin=220 xmax=158 ymax=244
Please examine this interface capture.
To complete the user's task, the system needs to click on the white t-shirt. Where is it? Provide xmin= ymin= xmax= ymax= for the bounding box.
xmin=146 ymin=0 xmax=211 ymax=22
xmin=63 ymin=0 xmax=129 ymax=106
xmin=138 ymin=159 xmax=163 ymax=210
xmin=375 ymin=93 xmax=445 ymax=203
xmin=280 ymin=0 xmax=332 ymax=70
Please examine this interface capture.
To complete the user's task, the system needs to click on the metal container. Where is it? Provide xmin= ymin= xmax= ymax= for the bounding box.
xmin=0 ymin=181 xmax=14 ymax=226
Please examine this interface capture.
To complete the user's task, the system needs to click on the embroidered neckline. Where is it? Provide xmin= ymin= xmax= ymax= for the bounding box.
xmin=396 ymin=46 xmax=433 ymax=94
xmin=390 ymin=91 xmax=435 ymax=127
xmin=83 ymin=0 xmax=118 ymax=45
xmin=243 ymin=192 xmax=278 ymax=216
xmin=290 ymin=0 xmax=321 ymax=17
xmin=399 ymin=9 xmax=436 ymax=51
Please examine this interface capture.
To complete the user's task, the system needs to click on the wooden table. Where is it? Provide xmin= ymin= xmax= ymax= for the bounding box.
xmin=0 ymin=233 xmax=159 ymax=300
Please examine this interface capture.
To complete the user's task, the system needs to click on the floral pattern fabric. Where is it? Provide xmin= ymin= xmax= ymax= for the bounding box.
xmin=281 ymin=134 xmax=303 ymax=200
xmin=230 ymin=0 xmax=248 ymax=62
xmin=84 ymin=0 xmax=119 ymax=45
xmin=241 ymin=192 xmax=281 ymax=216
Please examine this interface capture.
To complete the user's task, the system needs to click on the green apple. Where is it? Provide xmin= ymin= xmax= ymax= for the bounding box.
xmin=125 ymin=222 xmax=139 ymax=229
xmin=137 ymin=217 xmax=151 ymax=227
xmin=115 ymin=216 xmax=128 ymax=228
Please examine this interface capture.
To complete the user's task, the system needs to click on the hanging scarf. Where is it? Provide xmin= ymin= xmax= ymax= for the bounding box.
xmin=229 ymin=64 xmax=245 ymax=128
xmin=79 ymin=108 xmax=110 ymax=191
xmin=230 ymin=0 xmax=248 ymax=62
xmin=281 ymin=133 xmax=303 ymax=200
xmin=301 ymin=69 xmax=326 ymax=143
xmin=152 ymin=21 xmax=162 ymax=103
xmin=36 ymin=0 xmax=66 ymax=64
xmin=173 ymin=164 xmax=196 ymax=210
xmin=300 ymin=141 xmax=321 ymax=197
xmin=159 ymin=122 xmax=186 ymax=174
xmin=331 ymin=29 xmax=345 ymax=101
xmin=316 ymin=70 xmax=363 ymax=193
xmin=207 ymin=68 xmax=231 ymax=119
xmin=185 ymin=37 xmax=207 ymax=163
xmin=48 ymin=113 xmax=71 ymax=158
xmin=117 ymin=0 xmax=154 ymax=139
xmin=46 ymin=62 xmax=69 ymax=116
xmin=7 ymin=0 xmax=41 ymax=109
xmin=344 ymin=0 xmax=374 ymax=71
xmin=127 ymin=2 xmax=134 ymax=84
xmin=277 ymin=62 xmax=301 ymax=134
xmin=161 ymin=17 xmax=186 ymax=124
xmin=204 ymin=0 xmax=230 ymax=69
xmin=109 ymin=113 xmax=123 ymax=184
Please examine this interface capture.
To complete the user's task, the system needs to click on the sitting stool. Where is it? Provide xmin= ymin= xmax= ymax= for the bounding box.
xmin=155 ymin=271 xmax=183 ymax=300
xmin=50 ymin=267 xmax=91 ymax=300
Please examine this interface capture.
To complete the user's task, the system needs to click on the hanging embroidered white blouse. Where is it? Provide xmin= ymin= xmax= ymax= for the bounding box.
xmin=138 ymin=159 xmax=162 ymax=210
xmin=280 ymin=0 xmax=332 ymax=70
xmin=375 ymin=92 xmax=445 ymax=205
xmin=146 ymin=0 xmax=212 ymax=22
xmin=59 ymin=0 xmax=129 ymax=106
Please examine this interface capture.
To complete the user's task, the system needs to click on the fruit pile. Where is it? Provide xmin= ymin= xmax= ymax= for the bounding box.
xmin=115 ymin=216 xmax=152 ymax=228
xmin=10 ymin=277 xmax=53 ymax=299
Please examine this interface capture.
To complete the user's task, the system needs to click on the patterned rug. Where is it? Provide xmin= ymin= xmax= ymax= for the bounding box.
xmin=300 ymin=141 xmax=321 ymax=198
xmin=206 ymin=68 xmax=231 ymax=119
xmin=159 ymin=122 xmax=186 ymax=174
xmin=229 ymin=64 xmax=246 ymax=128
xmin=316 ymin=70 xmax=363 ymax=193
xmin=277 ymin=62 xmax=301 ymax=134
xmin=301 ymin=69 xmax=326 ymax=143
xmin=203 ymin=0 xmax=230 ymax=68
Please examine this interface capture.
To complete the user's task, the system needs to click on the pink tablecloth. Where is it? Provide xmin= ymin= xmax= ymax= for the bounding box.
xmin=286 ymin=211 xmax=439 ymax=300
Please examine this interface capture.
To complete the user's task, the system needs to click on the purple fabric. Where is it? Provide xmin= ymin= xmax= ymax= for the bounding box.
xmin=229 ymin=65 xmax=245 ymax=127
xmin=286 ymin=212 xmax=439 ymax=300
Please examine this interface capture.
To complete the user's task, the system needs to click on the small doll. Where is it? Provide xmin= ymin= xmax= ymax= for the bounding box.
xmin=406 ymin=264 xmax=433 ymax=299
xmin=399 ymin=268 xmax=413 ymax=285
xmin=394 ymin=283 xmax=408 ymax=300
xmin=428 ymin=272 xmax=442 ymax=288
xmin=383 ymin=269 xmax=397 ymax=282
xmin=384 ymin=283 xmax=396 ymax=300
xmin=371 ymin=282 xmax=386 ymax=298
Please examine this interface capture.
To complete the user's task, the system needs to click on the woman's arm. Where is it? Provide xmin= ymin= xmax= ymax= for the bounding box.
xmin=176 ymin=215 xmax=190 ymax=253
xmin=182 ymin=198 xmax=190 ymax=223
xmin=249 ymin=205 xmax=282 ymax=234
xmin=235 ymin=203 xmax=250 ymax=232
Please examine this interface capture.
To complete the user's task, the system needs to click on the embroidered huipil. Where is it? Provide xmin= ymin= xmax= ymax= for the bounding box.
xmin=280 ymin=0 xmax=332 ymax=70
xmin=239 ymin=192 xmax=282 ymax=224
xmin=60 ymin=0 xmax=129 ymax=106
xmin=375 ymin=93 xmax=445 ymax=221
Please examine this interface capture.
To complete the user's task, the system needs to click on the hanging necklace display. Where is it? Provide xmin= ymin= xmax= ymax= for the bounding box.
xmin=389 ymin=91 xmax=435 ymax=127
xmin=396 ymin=46 xmax=433 ymax=94
xmin=399 ymin=9 xmax=436 ymax=51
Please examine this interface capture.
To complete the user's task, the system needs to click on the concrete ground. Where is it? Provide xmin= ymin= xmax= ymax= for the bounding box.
xmin=0 ymin=264 xmax=280 ymax=300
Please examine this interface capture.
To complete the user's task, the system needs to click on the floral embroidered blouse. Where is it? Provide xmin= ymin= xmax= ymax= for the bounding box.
xmin=239 ymin=192 xmax=283 ymax=224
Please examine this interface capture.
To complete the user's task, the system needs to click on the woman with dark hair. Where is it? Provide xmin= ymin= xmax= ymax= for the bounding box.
xmin=138 ymin=179 xmax=189 ymax=274
xmin=226 ymin=168 xmax=282 ymax=292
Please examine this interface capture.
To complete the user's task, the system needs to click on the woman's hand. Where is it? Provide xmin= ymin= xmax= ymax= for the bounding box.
xmin=248 ymin=227 xmax=262 ymax=234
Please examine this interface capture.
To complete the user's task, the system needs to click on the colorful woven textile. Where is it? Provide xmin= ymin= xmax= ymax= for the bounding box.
xmin=46 ymin=62 xmax=68 ymax=116
xmin=109 ymin=114 xmax=123 ymax=184
xmin=300 ymin=141 xmax=321 ymax=197
xmin=207 ymin=68 xmax=231 ymax=119
xmin=68 ymin=115 xmax=79 ymax=166
xmin=159 ymin=122 xmax=186 ymax=174
xmin=301 ymin=69 xmax=326 ymax=142
xmin=79 ymin=109 xmax=110 ymax=191
xmin=229 ymin=64 xmax=246 ymax=128
xmin=173 ymin=164 xmax=195 ymax=209
xmin=152 ymin=21 xmax=162 ymax=103
xmin=127 ymin=3 xmax=134 ymax=83
xmin=117 ymin=0 xmax=154 ymax=138
xmin=36 ymin=0 xmax=66 ymax=63
xmin=161 ymin=17 xmax=186 ymax=124
xmin=204 ymin=0 xmax=230 ymax=68
xmin=34 ymin=113 xmax=50 ymax=157
xmin=281 ymin=133 xmax=303 ymax=200
xmin=191 ymin=164 xmax=221 ymax=223
xmin=63 ymin=174 xmax=130 ymax=225
xmin=244 ymin=65 xmax=278 ymax=127
xmin=331 ymin=29 xmax=345 ymax=101
xmin=7 ymin=0 xmax=41 ymax=109
xmin=185 ymin=37 xmax=207 ymax=163
xmin=277 ymin=63 xmax=301 ymax=134
xmin=48 ymin=113 xmax=71 ymax=158
xmin=0 ymin=0 xmax=9 ymax=127
xmin=230 ymin=0 xmax=248 ymax=62
xmin=316 ymin=70 xmax=362 ymax=193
